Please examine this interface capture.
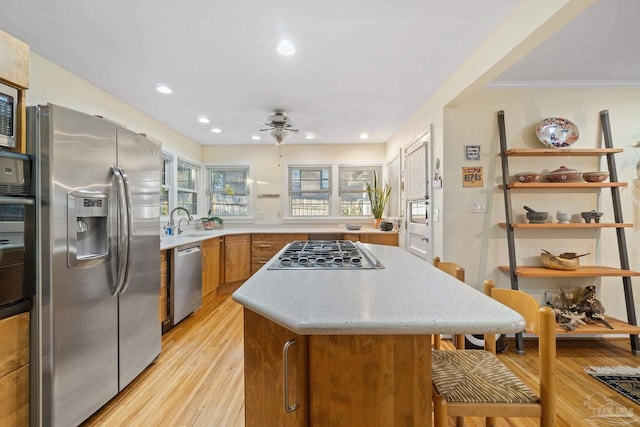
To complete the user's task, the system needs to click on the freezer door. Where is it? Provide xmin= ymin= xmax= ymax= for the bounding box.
xmin=116 ymin=127 xmax=161 ymax=389
xmin=34 ymin=104 xmax=120 ymax=426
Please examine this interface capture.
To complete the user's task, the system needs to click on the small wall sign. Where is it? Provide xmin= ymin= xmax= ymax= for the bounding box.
xmin=462 ymin=166 xmax=483 ymax=187
xmin=464 ymin=145 xmax=481 ymax=161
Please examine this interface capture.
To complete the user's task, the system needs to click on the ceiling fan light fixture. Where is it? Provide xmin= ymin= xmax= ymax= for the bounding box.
xmin=270 ymin=128 xmax=292 ymax=143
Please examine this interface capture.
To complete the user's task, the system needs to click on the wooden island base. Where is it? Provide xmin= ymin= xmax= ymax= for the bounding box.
xmin=243 ymin=308 xmax=432 ymax=426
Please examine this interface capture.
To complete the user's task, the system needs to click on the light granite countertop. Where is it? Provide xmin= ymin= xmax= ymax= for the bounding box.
xmin=160 ymin=226 xmax=396 ymax=251
xmin=232 ymin=243 xmax=526 ymax=335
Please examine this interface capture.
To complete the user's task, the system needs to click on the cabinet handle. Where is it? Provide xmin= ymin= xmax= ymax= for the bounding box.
xmin=283 ymin=338 xmax=299 ymax=413
xmin=258 ymin=244 xmax=273 ymax=248
xmin=258 ymin=261 xmax=268 ymax=265
xmin=226 ymin=245 xmax=229 ymax=260
xmin=202 ymin=252 xmax=207 ymax=270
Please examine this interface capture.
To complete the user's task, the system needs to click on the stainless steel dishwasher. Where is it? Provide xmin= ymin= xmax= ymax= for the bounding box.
xmin=171 ymin=243 xmax=202 ymax=325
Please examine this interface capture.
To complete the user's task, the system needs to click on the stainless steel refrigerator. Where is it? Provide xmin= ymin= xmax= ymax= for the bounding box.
xmin=27 ymin=104 xmax=161 ymax=426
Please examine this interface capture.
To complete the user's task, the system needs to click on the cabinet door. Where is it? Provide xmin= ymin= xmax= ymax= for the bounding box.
xmin=244 ymin=309 xmax=308 ymax=427
xmin=225 ymin=235 xmax=251 ymax=283
xmin=202 ymin=238 xmax=221 ymax=297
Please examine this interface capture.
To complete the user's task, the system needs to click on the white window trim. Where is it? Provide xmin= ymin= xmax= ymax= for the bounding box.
xmin=283 ymin=161 xmax=385 ymax=222
xmin=176 ymin=157 xmax=201 ymax=217
xmin=203 ymin=162 xmax=255 ymax=223
xmin=160 ymin=151 xmax=176 ymax=225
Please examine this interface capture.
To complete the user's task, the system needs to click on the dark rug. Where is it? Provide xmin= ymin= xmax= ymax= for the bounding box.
xmin=585 ymin=366 xmax=640 ymax=405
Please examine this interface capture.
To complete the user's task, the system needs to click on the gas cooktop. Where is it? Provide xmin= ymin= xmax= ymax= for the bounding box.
xmin=267 ymin=240 xmax=384 ymax=270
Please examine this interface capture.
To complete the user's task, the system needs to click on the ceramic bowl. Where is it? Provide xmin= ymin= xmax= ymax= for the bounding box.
xmin=515 ymin=172 xmax=540 ymax=183
xmin=545 ymin=166 xmax=582 ymax=183
xmin=526 ymin=211 xmax=548 ymax=223
xmin=556 ymin=211 xmax=571 ymax=223
xmin=582 ymin=171 xmax=610 ymax=182
xmin=345 ymin=224 xmax=362 ymax=230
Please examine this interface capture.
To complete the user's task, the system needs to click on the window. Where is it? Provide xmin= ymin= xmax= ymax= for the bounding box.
xmin=205 ymin=166 xmax=250 ymax=217
xmin=160 ymin=154 xmax=172 ymax=216
xmin=288 ymin=166 xmax=331 ymax=216
xmin=338 ymin=165 xmax=382 ymax=216
xmin=177 ymin=159 xmax=199 ymax=215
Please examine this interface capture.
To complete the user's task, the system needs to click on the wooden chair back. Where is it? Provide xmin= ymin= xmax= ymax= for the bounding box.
xmin=432 ymin=257 xmax=465 ymax=350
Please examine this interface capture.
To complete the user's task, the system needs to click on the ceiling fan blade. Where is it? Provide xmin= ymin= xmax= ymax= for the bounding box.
xmin=259 ymin=128 xmax=273 ymax=132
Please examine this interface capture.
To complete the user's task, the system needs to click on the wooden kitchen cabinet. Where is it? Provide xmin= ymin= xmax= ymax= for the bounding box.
xmin=251 ymin=233 xmax=307 ymax=275
xmin=243 ymin=309 xmax=431 ymax=427
xmin=223 ymin=234 xmax=251 ymax=285
xmin=0 ymin=312 xmax=29 ymax=426
xmin=201 ymin=237 xmax=222 ymax=297
xmin=244 ymin=308 xmax=308 ymax=427
xmin=159 ymin=250 xmax=168 ymax=324
xmin=359 ymin=232 xmax=398 ymax=246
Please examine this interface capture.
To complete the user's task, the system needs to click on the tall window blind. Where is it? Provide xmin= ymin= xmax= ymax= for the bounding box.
xmin=406 ymin=144 xmax=427 ymax=201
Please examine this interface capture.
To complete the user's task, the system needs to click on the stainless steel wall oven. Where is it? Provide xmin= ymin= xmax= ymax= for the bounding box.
xmin=0 ymin=149 xmax=35 ymax=319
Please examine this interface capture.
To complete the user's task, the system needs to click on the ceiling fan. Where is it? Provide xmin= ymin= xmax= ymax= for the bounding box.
xmin=256 ymin=109 xmax=299 ymax=144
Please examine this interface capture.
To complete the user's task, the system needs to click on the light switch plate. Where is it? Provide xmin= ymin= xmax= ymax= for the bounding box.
xmin=470 ymin=199 xmax=487 ymax=213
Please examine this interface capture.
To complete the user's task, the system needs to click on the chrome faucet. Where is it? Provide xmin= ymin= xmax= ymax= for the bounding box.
xmin=177 ymin=217 xmax=190 ymax=235
xmin=169 ymin=207 xmax=193 ymax=228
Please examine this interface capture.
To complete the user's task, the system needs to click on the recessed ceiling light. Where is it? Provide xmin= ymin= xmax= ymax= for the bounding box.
xmin=277 ymin=40 xmax=296 ymax=56
xmin=305 ymin=134 xmax=315 ymax=140
xmin=198 ymin=116 xmax=210 ymax=124
xmin=155 ymin=84 xmax=173 ymax=94
xmin=211 ymin=128 xmax=222 ymax=133
xmin=359 ymin=133 xmax=369 ymax=139
xmin=251 ymin=136 xmax=261 ymax=140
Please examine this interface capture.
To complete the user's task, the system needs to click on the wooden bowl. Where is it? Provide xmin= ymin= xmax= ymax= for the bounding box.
xmin=541 ymin=252 xmax=579 ymax=270
xmin=582 ymin=171 xmax=609 ymax=182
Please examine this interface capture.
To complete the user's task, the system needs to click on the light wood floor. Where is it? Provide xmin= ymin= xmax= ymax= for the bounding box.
xmin=83 ymin=292 xmax=640 ymax=427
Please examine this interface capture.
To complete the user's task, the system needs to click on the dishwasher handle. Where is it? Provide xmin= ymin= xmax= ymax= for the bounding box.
xmin=178 ymin=246 xmax=201 ymax=256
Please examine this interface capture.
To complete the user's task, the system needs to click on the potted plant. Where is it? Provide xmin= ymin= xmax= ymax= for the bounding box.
xmin=200 ymin=209 xmax=223 ymax=230
xmin=365 ymin=171 xmax=391 ymax=229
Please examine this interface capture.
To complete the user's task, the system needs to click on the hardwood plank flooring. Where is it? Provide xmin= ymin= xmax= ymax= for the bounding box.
xmin=83 ymin=293 xmax=640 ymax=426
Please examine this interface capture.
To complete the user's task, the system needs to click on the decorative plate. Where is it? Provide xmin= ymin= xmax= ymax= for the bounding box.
xmin=535 ymin=118 xmax=579 ymax=148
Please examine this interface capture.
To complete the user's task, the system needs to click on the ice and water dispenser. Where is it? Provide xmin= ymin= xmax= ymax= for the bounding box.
xmin=68 ymin=191 xmax=109 ymax=268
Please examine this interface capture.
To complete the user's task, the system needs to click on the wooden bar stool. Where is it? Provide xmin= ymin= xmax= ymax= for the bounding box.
xmin=432 ymin=280 xmax=556 ymax=426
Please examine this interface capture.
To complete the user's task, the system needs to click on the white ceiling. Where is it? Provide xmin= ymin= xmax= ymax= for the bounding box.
xmin=0 ymin=0 xmax=637 ymax=146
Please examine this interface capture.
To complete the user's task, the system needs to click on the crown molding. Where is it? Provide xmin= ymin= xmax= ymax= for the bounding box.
xmin=485 ymin=80 xmax=640 ymax=89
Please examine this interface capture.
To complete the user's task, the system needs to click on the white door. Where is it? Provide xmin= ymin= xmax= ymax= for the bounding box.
xmin=404 ymin=130 xmax=432 ymax=261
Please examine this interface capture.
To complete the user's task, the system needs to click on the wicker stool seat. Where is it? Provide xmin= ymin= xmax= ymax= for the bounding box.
xmin=432 ymin=349 xmax=538 ymax=404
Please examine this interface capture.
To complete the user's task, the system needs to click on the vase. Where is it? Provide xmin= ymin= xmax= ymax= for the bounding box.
xmin=372 ymin=218 xmax=382 ymax=229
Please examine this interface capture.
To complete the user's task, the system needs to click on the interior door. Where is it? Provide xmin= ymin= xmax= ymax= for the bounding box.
xmin=404 ymin=130 xmax=432 ymax=261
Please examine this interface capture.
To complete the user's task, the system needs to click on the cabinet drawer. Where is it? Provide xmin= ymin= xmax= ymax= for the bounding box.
xmin=251 ymin=233 xmax=307 ymax=243
xmin=225 ymin=234 xmax=250 ymax=244
xmin=251 ymin=259 xmax=271 ymax=275
xmin=252 ymin=242 xmax=288 ymax=258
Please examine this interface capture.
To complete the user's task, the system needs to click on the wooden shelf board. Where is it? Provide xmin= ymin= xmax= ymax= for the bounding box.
xmin=502 ymin=148 xmax=623 ymax=156
xmin=499 ymin=222 xmax=632 ymax=229
xmin=503 ymin=182 xmax=627 ymax=189
xmin=555 ymin=316 xmax=640 ymax=336
xmin=499 ymin=266 xmax=640 ymax=277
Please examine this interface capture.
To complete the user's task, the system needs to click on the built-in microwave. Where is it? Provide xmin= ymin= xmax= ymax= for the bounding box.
xmin=0 ymin=81 xmax=17 ymax=149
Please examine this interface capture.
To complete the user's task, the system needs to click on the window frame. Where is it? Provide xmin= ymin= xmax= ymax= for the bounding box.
xmin=204 ymin=164 xmax=252 ymax=219
xmin=176 ymin=158 xmax=200 ymax=217
xmin=284 ymin=162 xmax=385 ymax=221
xmin=287 ymin=164 xmax=333 ymax=218
xmin=337 ymin=164 xmax=383 ymax=218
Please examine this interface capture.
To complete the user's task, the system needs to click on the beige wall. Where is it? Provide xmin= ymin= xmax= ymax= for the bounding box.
xmin=202 ymin=143 xmax=387 ymax=224
xmin=26 ymin=52 xmax=202 ymax=163
xmin=443 ymin=87 xmax=640 ymax=322
xmin=384 ymin=0 xmax=592 ymax=259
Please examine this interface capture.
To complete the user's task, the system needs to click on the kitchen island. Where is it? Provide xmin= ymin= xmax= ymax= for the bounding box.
xmin=232 ymin=243 xmax=525 ymax=427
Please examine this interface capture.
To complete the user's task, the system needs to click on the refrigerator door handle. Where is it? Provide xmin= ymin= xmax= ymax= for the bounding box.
xmin=118 ymin=167 xmax=134 ymax=294
xmin=111 ymin=166 xmax=129 ymax=296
